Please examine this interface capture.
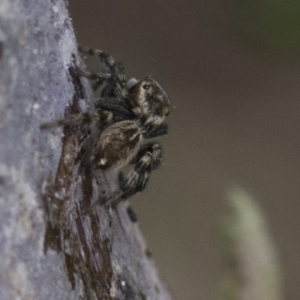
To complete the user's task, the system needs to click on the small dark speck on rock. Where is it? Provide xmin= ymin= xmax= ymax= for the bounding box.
xmin=145 ymin=247 xmax=153 ymax=258
xmin=0 ymin=176 xmax=5 ymax=185
xmin=0 ymin=41 xmax=3 ymax=60
xmin=127 ymin=205 xmax=138 ymax=223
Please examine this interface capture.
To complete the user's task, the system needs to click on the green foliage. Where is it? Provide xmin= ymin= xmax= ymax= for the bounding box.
xmin=225 ymin=0 xmax=300 ymax=59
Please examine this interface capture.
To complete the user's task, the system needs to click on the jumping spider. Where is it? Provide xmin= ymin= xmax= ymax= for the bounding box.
xmin=41 ymin=46 xmax=170 ymax=210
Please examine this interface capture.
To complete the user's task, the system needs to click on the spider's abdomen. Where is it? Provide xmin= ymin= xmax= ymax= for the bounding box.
xmin=93 ymin=120 xmax=143 ymax=169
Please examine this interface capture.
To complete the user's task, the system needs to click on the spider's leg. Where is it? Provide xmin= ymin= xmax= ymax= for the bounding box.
xmin=78 ymin=46 xmax=127 ymax=98
xmin=78 ymin=45 xmax=116 ymax=71
xmin=116 ymin=141 xmax=163 ymax=204
xmin=78 ymin=45 xmax=106 ymax=59
xmin=40 ymin=111 xmax=112 ymax=130
xmin=75 ymin=67 xmax=109 ymax=82
xmin=82 ymin=190 xmax=122 ymax=215
xmin=92 ymin=80 xmax=104 ymax=92
xmin=82 ymin=142 xmax=162 ymax=214
xmin=145 ymin=123 xmax=169 ymax=139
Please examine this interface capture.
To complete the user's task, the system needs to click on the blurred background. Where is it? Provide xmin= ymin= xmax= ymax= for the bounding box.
xmin=69 ymin=1 xmax=300 ymax=299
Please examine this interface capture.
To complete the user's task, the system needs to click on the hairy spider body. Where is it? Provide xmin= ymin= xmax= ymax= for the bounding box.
xmin=42 ymin=46 xmax=170 ymax=209
xmin=93 ymin=120 xmax=143 ymax=169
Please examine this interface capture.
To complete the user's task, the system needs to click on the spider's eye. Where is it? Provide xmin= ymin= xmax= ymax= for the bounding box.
xmin=142 ymin=84 xmax=150 ymax=90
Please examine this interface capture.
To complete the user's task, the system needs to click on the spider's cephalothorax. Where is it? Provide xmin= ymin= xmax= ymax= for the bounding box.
xmin=41 ymin=46 xmax=170 ymax=209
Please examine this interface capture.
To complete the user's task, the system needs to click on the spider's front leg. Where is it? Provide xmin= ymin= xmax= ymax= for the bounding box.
xmin=77 ymin=46 xmax=126 ymax=94
xmin=40 ymin=110 xmax=113 ymax=130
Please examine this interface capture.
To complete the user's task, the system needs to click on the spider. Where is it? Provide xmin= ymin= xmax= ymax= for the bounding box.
xmin=41 ymin=46 xmax=170 ymax=211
